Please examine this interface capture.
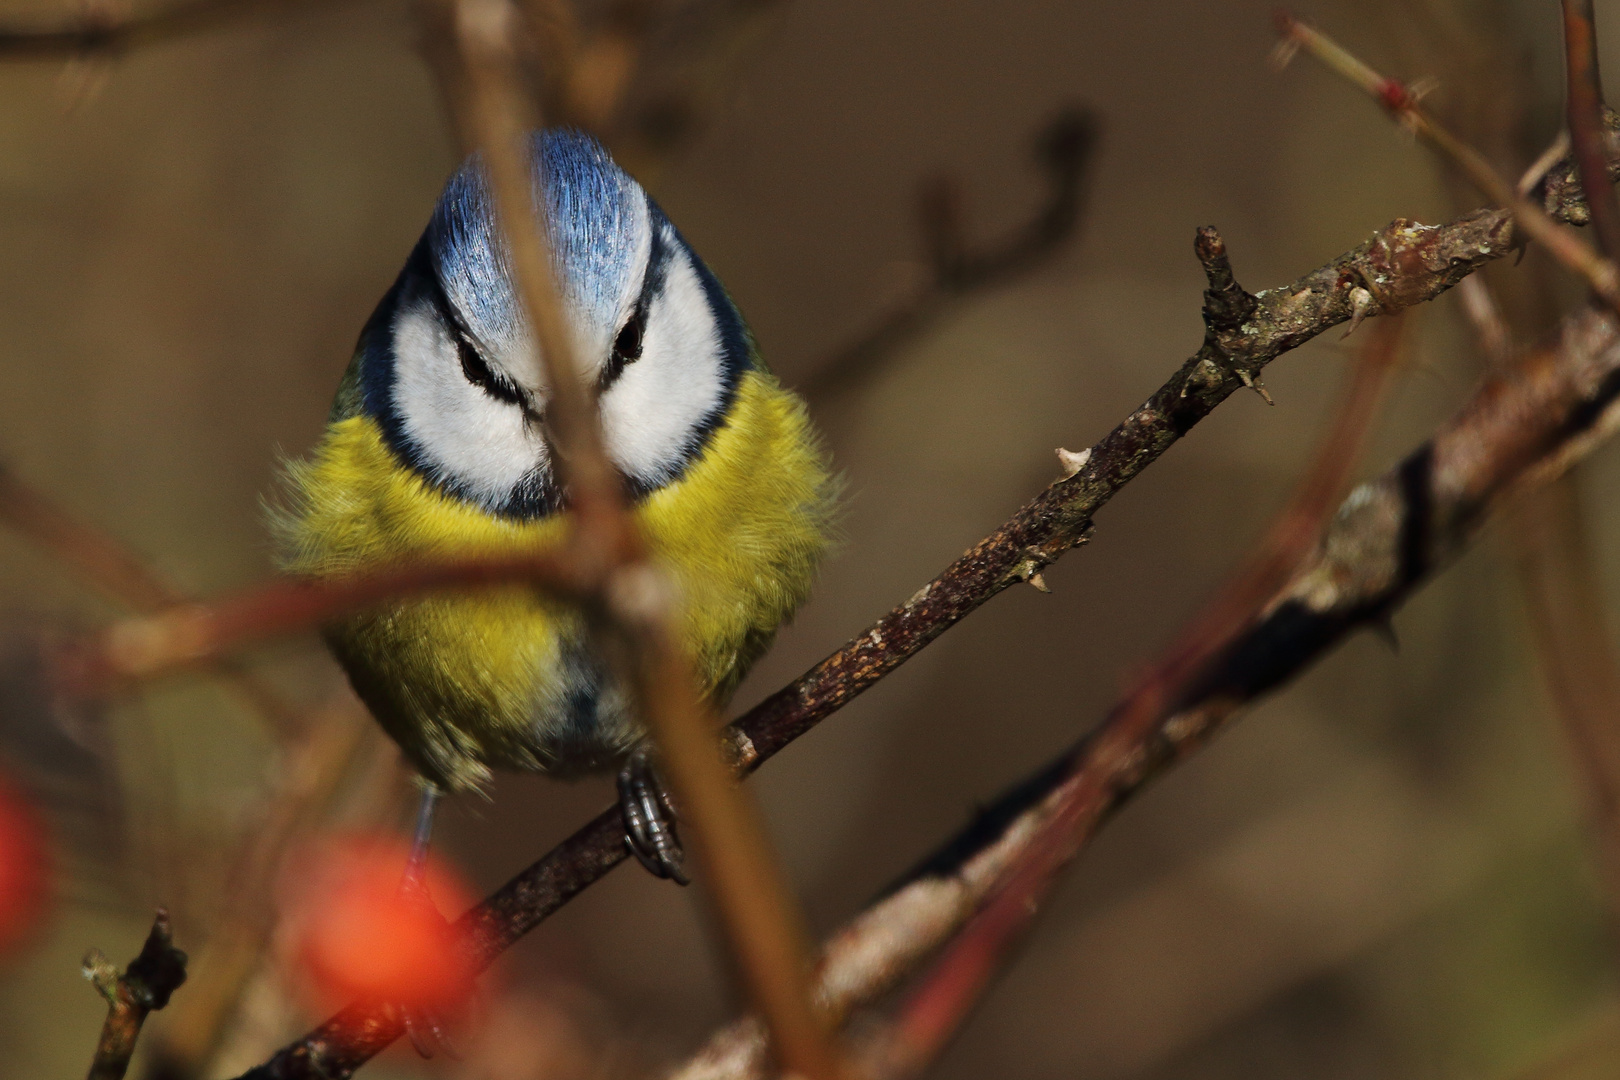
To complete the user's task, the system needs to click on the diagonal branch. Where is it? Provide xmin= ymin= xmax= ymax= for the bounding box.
xmin=436 ymin=1 xmax=846 ymax=1076
xmin=229 ymin=177 xmax=1590 ymax=1078
xmin=874 ymin=312 xmax=1406 ymax=1075
xmin=1278 ymin=13 xmax=1620 ymax=313
xmin=676 ymin=296 xmax=1620 ymax=1080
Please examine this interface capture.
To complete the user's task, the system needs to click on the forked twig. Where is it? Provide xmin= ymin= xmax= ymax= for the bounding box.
xmin=84 ymin=910 xmax=189 ymax=1080
xmin=800 ymin=108 xmax=1100 ymax=402
xmin=1277 ymin=13 xmax=1620 ymax=311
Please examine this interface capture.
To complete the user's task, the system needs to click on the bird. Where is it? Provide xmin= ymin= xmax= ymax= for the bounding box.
xmin=275 ymin=129 xmax=836 ymax=888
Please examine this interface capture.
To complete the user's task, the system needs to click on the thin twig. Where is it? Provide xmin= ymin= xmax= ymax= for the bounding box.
xmin=1561 ymin=0 xmax=1620 ymax=262
xmin=84 ymin=909 xmax=189 ymax=1080
xmin=1277 ymin=13 xmax=1620 ymax=310
xmin=799 ymin=108 xmax=1100 ymax=402
xmin=63 ymin=550 xmax=588 ymax=687
xmin=0 ymin=462 xmax=303 ymax=734
xmin=676 ymin=298 xmax=1620 ymax=1080
xmin=0 ymin=0 xmax=342 ymax=60
xmin=876 ymin=312 xmax=1405 ymax=1075
xmin=440 ymin=1 xmax=845 ymax=1076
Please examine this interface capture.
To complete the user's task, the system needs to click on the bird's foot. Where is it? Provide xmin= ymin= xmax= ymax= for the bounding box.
xmin=393 ymin=867 xmax=470 ymax=1059
xmin=618 ymin=746 xmax=690 ymax=885
xmin=397 ymin=1001 xmax=464 ymax=1061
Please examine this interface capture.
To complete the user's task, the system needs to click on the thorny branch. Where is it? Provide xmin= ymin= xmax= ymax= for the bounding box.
xmin=678 ymin=301 xmax=1620 ymax=1080
xmin=225 ymin=127 xmax=1620 ymax=1079
xmin=800 ymin=108 xmax=1100 ymax=402
xmin=1277 ymin=14 xmax=1620 ymax=316
xmin=873 ymin=312 xmax=1405 ymax=1077
xmin=83 ymin=909 xmax=189 ymax=1080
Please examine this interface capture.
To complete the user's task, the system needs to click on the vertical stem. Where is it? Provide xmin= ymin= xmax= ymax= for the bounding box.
xmin=1562 ymin=0 xmax=1620 ymax=260
xmin=443 ymin=4 xmax=846 ymax=1076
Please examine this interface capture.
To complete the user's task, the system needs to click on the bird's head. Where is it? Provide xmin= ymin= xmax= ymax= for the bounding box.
xmin=355 ymin=130 xmax=751 ymax=518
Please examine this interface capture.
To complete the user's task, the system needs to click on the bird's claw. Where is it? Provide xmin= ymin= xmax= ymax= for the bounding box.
xmin=401 ymin=1002 xmax=463 ymax=1060
xmin=618 ymin=746 xmax=690 ymax=885
xmin=393 ymin=858 xmax=470 ymax=1059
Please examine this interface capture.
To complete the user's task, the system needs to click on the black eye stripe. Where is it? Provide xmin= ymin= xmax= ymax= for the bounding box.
xmin=598 ymin=217 xmax=670 ymax=394
xmin=455 ymin=332 xmax=527 ymax=406
xmin=614 ymin=313 xmax=645 ymax=362
xmin=420 ymin=267 xmax=530 ymax=408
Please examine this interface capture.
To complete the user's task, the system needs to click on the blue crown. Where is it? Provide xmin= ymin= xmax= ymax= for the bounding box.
xmin=425 ymin=129 xmax=644 ymax=352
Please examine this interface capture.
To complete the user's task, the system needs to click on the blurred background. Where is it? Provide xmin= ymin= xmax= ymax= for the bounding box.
xmin=0 ymin=1 xmax=1618 ymax=1078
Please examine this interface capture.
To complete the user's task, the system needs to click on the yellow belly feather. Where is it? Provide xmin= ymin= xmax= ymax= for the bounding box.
xmin=277 ymin=370 xmax=834 ymax=792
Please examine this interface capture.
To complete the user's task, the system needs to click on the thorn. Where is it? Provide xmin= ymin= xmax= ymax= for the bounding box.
xmin=1406 ymin=76 xmax=1439 ymax=104
xmin=1235 ymin=368 xmax=1275 ymax=405
xmin=1342 ymin=286 xmax=1375 ymax=338
xmin=1517 ymin=131 xmax=1569 ymax=197
xmin=1027 ymin=572 xmax=1051 ymax=593
xmin=1371 ymin=618 xmax=1399 ymax=653
xmin=81 ymin=949 xmax=118 ymax=1002
xmin=1055 ymin=446 xmax=1091 ymax=480
xmin=1269 ymin=35 xmax=1301 ymax=71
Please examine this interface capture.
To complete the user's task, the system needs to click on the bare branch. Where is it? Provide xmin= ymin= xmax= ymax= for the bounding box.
xmin=799 ymin=108 xmax=1099 ymax=402
xmin=0 ymin=0 xmax=342 ymax=61
xmin=678 ymin=297 xmax=1620 ymax=1080
xmin=439 ymin=1 xmax=846 ymax=1075
xmin=62 ymin=550 xmax=587 ymax=687
xmin=1561 ymin=1 xmax=1620 ymax=261
xmin=873 ymin=313 xmax=1405 ymax=1075
xmin=232 ymin=182 xmax=1574 ymax=1079
xmin=84 ymin=909 xmax=189 ymax=1080
xmin=1278 ymin=13 xmax=1620 ymax=311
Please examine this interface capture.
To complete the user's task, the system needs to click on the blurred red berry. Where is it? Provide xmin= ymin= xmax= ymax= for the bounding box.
xmin=283 ymin=833 xmax=473 ymax=1009
xmin=0 ymin=775 xmax=49 ymax=953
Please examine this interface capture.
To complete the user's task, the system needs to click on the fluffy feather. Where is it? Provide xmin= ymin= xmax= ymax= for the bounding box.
xmin=277 ymin=369 xmax=834 ymax=792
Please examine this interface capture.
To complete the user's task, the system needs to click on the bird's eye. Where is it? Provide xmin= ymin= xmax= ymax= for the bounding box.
xmin=455 ymin=333 xmax=526 ymax=407
xmin=599 ymin=309 xmax=647 ymax=393
xmin=613 ymin=310 xmax=646 ymax=365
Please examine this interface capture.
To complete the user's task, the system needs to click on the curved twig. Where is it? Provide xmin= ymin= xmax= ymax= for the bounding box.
xmin=799 ymin=107 xmax=1100 ymax=402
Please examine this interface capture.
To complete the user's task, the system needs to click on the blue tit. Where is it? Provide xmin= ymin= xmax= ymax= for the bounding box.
xmin=276 ymin=130 xmax=835 ymax=878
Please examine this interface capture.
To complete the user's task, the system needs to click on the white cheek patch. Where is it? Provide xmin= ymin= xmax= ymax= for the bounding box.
xmin=598 ymin=248 xmax=726 ymax=486
xmin=391 ymin=301 xmax=549 ymax=508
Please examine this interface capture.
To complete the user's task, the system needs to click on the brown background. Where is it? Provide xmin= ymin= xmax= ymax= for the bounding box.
xmin=1 ymin=1 xmax=1618 ymax=1078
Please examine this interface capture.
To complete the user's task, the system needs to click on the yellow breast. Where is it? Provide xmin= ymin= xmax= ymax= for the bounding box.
xmin=276 ymin=369 xmax=835 ymax=791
